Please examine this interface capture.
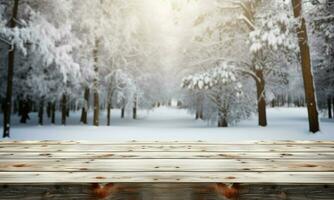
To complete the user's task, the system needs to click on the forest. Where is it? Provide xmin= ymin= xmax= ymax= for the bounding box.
xmin=0 ymin=0 xmax=333 ymax=140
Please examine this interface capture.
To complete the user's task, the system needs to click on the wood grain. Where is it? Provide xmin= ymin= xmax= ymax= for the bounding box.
xmin=0 ymin=172 xmax=334 ymax=183
xmin=0 ymin=151 xmax=333 ymax=159
xmin=0 ymin=183 xmax=333 ymax=200
xmin=0 ymin=144 xmax=333 ymax=152
xmin=0 ymin=159 xmax=333 ymax=172
xmin=1 ymin=140 xmax=334 ymax=145
xmin=0 ymin=141 xmax=333 ymax=184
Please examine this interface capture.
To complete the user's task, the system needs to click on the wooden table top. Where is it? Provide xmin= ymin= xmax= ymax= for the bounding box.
xmin=0 ymin=140 xmax=333 ymax=184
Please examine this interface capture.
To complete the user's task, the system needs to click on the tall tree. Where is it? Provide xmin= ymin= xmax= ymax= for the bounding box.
xmin=3 ymin=0 xmax=19 ymax=138
xmin=291 ymin=0 xmax=320 ymax=133
xmin=93 ymin=39 xmax=100 ymax=126
xmin=80 ymin=87 xmax=90 ymax=124
xmin=61 ymin=94 xmax=67 ymax=125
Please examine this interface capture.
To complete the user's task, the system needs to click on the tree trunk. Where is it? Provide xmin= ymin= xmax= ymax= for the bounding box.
xmin=271 ymin=99 xmax=275 ymax=108
xmin=61 ymin=94 xmax=67 ymax=125
xmin=3 ymin=0 xmax=19 ymax=138
xmin=133 ymin=96 xmax=137 ymax=120
xmin=121 ymin=107 xmax=125 ymax=119
xmin=199 ymin=100 xmax=203 ymax=120
xmin=328 ymin=97 xmax=332 ymax=119
xmin=51 ymin=102 xmax=56 ymax=124
xmin=38 ymin=98 xmax=44 ymax=125
xmin=218 ymin=112 xmax=228 ymax=127
xmin=19 ymin=99 xmax=30 ymax=124
xmin=93 ymin=39 xmax=99 ymax=126
xmin=107 ymin=101 xmax=111 ymax=126
xmin=332 ymin=97 xmax=334 ymax=119
xmin=121 ymin=98 xmax=125 ymax=119
xmin=195 ymin=95 xmax=204 ymax=120
xmin=195 ymin=109 xmax=204 ymax=120
xmin=66 ymin=97 xmax=70 ymax=117
xmin=292 ymin=0 xmax=320 ymax=133
xmin=255 ymin=69 xmax=267 ymax=127
xmin=46 ymin=102 xmax=51 ymax=118
xmin=80 ymin=87 xmax=89 ymax=124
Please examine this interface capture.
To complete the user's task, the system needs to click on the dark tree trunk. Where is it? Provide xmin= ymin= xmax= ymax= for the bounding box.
xmin=66 ymin=97 xmax=70 ymax=117
xmin=51 ymin=102 xmax=56 ymax=124
xmin=80 ymin=87 xmax=89 ymax=124
xmin=332 ymin=97 xmax=334 ymax=119
xmin=93 ymin=40 xmax=99 ymax=126
xmin=107 ymin=101 xmax=111 ymax=126
xmin=46 ymin=102 xmax=51 ymax=118
xmin=38 ymin=98 xmax=44 ymax=125
xmin=199 ymin=111 xmax=203 ymax=120
xmin=271 ymin=99 xmax=275 ymax=108
xmin=218 ymin=112 xmax=228 ymax=127
xmin=121 ymin=107 xmax=125 ymax=119
xmin=19 ymin=99 xmax=30 ymax=124
xmin=292 ymin=0 xmax=320 ymax=133
xmin=133 ymin=96 xmax=137 ymax=120
xmin=61 ymin=94 xmax=67 ymax=125
xmin=199 ymin=101 xmax=203 ymax=120
xmin=3 ymin=0 xmax=19 ymax=138
xmin=255 ymin=69 xmax=267 ymax=127
xmin=195 ymin=95 xmax=204 ymax=120
xmin=328 ymin=97 xmax=332 ymax=119
xmin=121 ymin=98 xmax=125 ymax=119
xmin=177 ymin=101 xmax=182 ymax=107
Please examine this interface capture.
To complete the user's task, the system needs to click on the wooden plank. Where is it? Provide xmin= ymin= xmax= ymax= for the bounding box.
xmin=0 ymin=183 xmax=334 ymax=200
xmin=0 ymin=144 xmax=333 ymax=152
xmin=0 ymin=172 xmax=334 ymax=183
xmin=0 ymin=159 xmax=333 ymax=172
xmin=1 ymin=140 xmax=334 ymax=145
xmin=0 ymin=141 xmax=333 ymax=185
xmin=0 ymin=151 xmax=333 ymax=159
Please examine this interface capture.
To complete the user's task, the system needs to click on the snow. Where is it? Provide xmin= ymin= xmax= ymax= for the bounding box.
xmin=1 ymin=107 xmax=333 ymax=141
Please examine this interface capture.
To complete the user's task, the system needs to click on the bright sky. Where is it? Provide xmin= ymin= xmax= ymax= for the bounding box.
xmin=134 ymin=0 xmax=203 ymax=91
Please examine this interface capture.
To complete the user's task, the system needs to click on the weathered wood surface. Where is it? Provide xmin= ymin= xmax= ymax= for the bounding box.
xmin=1 ymin=140 xmax=334 ymax=144
xmin=1 ymin=144 xmax=333 ymax=152
xmin=0 ymin=141 xmax=333 ymax=184
xmin=1 ymin=151 xmax=333 ymax=159
xmin=0 ymin=183 xmax=333 ymax=200
xmin=1 ymin=172 xmax=334 ymax=183
xmin=1 ymin=159 xmax=334 ymax=172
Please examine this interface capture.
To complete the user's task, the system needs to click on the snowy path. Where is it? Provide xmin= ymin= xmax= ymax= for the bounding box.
xmin=1 ymin=107 xmax=334 ymax=141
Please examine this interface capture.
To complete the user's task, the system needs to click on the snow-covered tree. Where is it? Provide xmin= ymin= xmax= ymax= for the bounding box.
xmin=182 ymin=61 xmax=254 ymax=127
xmin=180 ymin=0 xmax=298 ymax=128
xmin=308 ymin=0 xmax=334 ymax=119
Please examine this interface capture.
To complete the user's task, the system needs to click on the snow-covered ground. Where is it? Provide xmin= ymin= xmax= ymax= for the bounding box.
xmin=0 ymin=107 xmax=333 ymax=141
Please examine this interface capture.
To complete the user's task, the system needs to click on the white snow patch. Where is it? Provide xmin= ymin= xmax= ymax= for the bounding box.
xmin=1 ymin=107 xmax=333 ymax=142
